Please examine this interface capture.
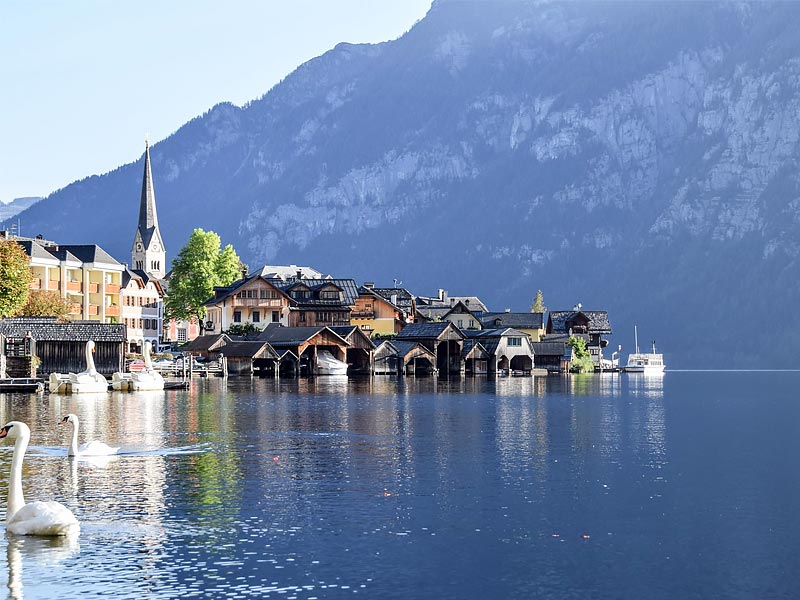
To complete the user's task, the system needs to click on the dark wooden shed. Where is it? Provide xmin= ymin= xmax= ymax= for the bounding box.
xmin=0 ymin=317 xmax=126 ymax=377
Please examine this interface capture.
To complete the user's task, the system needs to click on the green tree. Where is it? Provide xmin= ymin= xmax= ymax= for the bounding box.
xmin=20 ymin=289 xmax=73 ymax=319
xmin=531 ymin=289 xmax=546 ymax=313
xmin=567 ymin=335 xmax=594 ymax=373
xmin=224 ymin=322 xmax=259 ymax=337
xmin=165 ymin=229 xmax=245 ymax=333
xmin=0 ymin=241 xmax=32 ymax=317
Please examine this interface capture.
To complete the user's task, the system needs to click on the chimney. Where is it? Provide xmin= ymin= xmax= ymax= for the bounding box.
xmin=390 ymin=294 xmax=398 ymax=306
xmin=296 ymin=269 xmax=303 ymax=280
xmin=241 ymin=265 xmax=248 ymax=280
xmin=363 ymin=282 xmax=375 ymax=289
xmin=438 ymin=289 xmax=447 ymax=302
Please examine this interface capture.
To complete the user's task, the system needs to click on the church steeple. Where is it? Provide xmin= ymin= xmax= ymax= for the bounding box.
xmin=131 ymin=139 xmax=166 ymax=278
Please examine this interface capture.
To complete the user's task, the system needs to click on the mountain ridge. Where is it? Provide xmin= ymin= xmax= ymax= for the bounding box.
xmin=8 ymin=0 xmax=800 ymax=368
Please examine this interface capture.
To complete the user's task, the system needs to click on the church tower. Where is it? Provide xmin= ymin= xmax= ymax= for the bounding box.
xmin=131 ymin=140 xmax=166 ymax=279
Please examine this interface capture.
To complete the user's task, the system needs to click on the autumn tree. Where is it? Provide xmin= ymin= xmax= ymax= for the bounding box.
xmin=20 ymin=289 xmax=73 ymax=319
xmin=0 ymin=240 xmax=33 ymax=317
xmin=165 ymin=229 xmax=244 ymax=332
xmin=530 ymin=289 xmax=547 ymax=313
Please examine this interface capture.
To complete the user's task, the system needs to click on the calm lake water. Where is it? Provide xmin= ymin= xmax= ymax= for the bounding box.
xmin=0 ymin=372 xmax=799 ymax=599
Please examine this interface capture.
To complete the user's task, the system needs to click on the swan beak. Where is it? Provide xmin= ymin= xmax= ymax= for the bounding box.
xmin=0 ymin=426 xmax=9 ymax=439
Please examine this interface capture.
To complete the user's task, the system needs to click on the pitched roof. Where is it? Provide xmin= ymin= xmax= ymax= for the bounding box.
xmin=254 ymin=324 xmax=348 ymax=347
xmin=391 ymin=340 xmax=436 ymax=359
xmin=415 ymin=306 xmax=451 ymax=321
xmin=0 ymin=317 xmax=126 ymax=342
xmin=269 ymin=277 xmax=359 ymax=307
xmin=368 ymin=287 xmax=415 ymax=312
xmin=216 ymin=341 xmax=279 ymax=360
xmin=480 ymin=312 xmax=544 ymax=329
xmin=548 ymin=310 xmax=612 ymax=334
xmin=182 ymin=334 xmax=231 ymax=352
xmin=396 ymin=322 xmax=462 ymax=340
xmin=532 ymin=341 xmax=568 ymax=357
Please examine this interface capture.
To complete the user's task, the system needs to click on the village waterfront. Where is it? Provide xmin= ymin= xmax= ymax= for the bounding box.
xmin=1 ymin=371 xmax=799 ymax=599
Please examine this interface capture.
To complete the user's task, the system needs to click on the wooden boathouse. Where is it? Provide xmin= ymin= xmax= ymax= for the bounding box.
xmin=0 ymin=317 xmax=126 ymax=377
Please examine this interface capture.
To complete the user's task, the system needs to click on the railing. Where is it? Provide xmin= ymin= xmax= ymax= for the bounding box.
xmin=29 ymin=279 xmax=41 ymax=290
xmin=105 ymin=283 xmax=120 ymax=293
xmin=48 ymin=280 xmax=60 ymax=291
xmin=88 ymin=304 xmax=99 ymax=316
xmin=351 ymin=311 xmax=375 ymax=319
xmin=88 ymin=282 xmax=100 ymax=293
xmin=106 ymin=305 xmax=120 ymax=317
xmin=66 ymin=280 xmax=82 ymax=292
xmin=232 ymin=298 xmax=283 ymax=307
xmin=69 ymin=303 xmax=81 ymax=315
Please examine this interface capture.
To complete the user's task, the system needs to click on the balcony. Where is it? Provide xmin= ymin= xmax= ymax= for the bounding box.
xmin=105 ymin=283 xmax=120 ymax=293
xmin=69 ymin=303 xmax=81 ymax=315
xmin=88 ymin=282 xmax=100 ymax=293
xmin=351 ymin=310 xmax=375 ymax=319
xmin=232 ymin=298 xmax=283 ymax=308
xmin=29 ymin=278 xmax=41 ymax=290
xmin=88 ymin=304 xmax=99 ymax=316
xmin=106 ymin=305 xmax=120 ymax=317
xmin=66 ymin=280 xmax=82 ymax=292
xmin=48 ymin=280 xmax=60 ymax=291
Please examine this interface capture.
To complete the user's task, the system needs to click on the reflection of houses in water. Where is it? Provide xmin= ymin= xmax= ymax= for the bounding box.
xmin=495 ymin=393 xmax=550 ymax=483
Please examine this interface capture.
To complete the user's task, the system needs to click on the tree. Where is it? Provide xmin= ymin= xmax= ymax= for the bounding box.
xmin=0 ymin=240 xmax=32 ymax=317
xmin=224 ymin=322 xmax=259 ymax=337
xmin=531 ymin=289 xmax=546 ymax=313
xmin=567 ymin=335 xmax=594 ymax=373
xmin=165 ymin=229 xmax=245 ymax=332
xmin=20 ymin=289 xmax=73 ymax=319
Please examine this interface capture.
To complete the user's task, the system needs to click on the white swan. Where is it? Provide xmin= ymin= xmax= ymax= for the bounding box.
xmin=0 ymin=421 xmax=80 ymax=536
xmin=60 ymin=414 xmax=120 ymax=457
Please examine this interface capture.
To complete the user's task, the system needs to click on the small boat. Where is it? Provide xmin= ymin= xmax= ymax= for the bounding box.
xmin=623 ymin=326 xmax=665 ymax=375
xmin=316 ymin=350 xmax=348 ymax=375
xmin=49 ymin=340 xmax=109 ymax=393
xmin=112 ymin=341 xmax=165 ymax=391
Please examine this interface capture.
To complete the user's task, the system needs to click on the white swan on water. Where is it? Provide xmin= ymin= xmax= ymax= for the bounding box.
xmin=60 ymin=414 xmax=120 ymax=457
xmin=0 ymin=421 xmax=80 ymax=536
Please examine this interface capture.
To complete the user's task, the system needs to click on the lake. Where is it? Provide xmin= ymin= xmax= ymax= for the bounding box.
xmin=0 ymin=371 xmax=798 ymax=599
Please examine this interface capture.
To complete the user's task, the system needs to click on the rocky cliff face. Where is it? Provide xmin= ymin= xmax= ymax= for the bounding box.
xmin=10 ymin=1 xmax=800 ymax=367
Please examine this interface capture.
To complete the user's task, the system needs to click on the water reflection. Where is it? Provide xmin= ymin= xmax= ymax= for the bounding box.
xmin=5 ymin=373 xmax=798 ymax=599
xmin=6 ymin=534 xmax=80 ymax=599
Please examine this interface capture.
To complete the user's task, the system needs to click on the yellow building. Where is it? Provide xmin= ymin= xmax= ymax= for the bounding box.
xmin=18 ymin=237 xmax=124 ymax=323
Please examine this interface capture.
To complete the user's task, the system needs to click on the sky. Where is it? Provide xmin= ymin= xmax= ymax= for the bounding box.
xmin=0 ymin=0 xmax=434 ymax=204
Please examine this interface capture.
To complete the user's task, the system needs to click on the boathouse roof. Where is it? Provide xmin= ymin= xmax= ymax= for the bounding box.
xmin=0 ymin=317 xmax=126 ymax=342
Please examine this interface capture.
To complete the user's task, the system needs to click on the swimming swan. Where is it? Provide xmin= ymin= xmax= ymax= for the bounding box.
xmin=0 ymin=421 xmax=80 ymax=536
xmin=60 ymin=414 xmax=120 ymax=457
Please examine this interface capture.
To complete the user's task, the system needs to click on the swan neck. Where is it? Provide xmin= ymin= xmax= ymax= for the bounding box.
xmin=68 ymin=419 xmax=80 ymax=456
xmin=86 ymin=342 xmax=97 ymax=375
xmin=7 ymin=431 xmax=28 ymax=522
xmin=143 ymin=341 xmax=154 ymax=371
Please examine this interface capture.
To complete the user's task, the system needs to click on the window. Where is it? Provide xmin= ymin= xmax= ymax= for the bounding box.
xmin=177 ymin=328 xmax=187 ymax=342
xmin=508 ymin=337 xmax=522 ymax=347
xmin=252 ymin=311 xmax=260 ymax=323
xmin=299 ymin=312 xmax=306 ymax=323
xmin=457 ymin=319 xmax=463 ymax=327
xmin=233 ymin=311 xmax=242 ymax=323
xmin=272 ymin=311 xmax=279 ymax=323
xmin=321 ymin=291 xmax=340 ymax=300
xmin=316 ymin=312 xmax=331 ymax=322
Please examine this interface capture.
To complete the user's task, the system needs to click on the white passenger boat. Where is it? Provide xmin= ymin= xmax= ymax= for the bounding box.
xmin=624 ymin=326 xmax=665 ymax=375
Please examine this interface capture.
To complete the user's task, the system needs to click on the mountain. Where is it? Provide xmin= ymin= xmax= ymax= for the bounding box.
xmin=9 ymin=0 xmax=800 ymax=368
xmin=0 ymin=197 xmax=42 ymax=222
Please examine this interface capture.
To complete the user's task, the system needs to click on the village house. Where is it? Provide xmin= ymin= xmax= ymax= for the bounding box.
xmin=546 ymin=305 xmax=613 ymax=367
xmin=271 ymin=275 xmax=359 ymax=328
xmin=394 ymin=322 xmax=465 ymax=375
xmin=203 ymin=268 xmax=295 ymax=333
xmin=463 ymin=327 xmax=536 ymax=375
xmin=121 ymin=269 xmax=163 ymax=354
xmin=479 ymin=311 xmax=546 ymax=341
xmin=351 ymin=283 xmax=415 ymax=337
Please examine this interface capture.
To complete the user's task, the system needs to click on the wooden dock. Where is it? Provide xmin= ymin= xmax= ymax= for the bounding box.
xmin=0 ymin=378 xmax=45 ymax=393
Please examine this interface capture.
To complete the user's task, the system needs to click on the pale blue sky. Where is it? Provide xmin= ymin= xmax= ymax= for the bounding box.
xmin=0 ymin=1 xmax=433 ymax=203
